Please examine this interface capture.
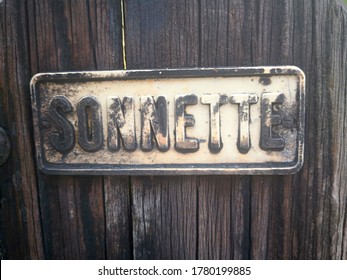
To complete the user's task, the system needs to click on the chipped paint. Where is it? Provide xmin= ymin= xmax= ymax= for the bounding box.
xmin=30 ymin=66 xmax=305 ymax=175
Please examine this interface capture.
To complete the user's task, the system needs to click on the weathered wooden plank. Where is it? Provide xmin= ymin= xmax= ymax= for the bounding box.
xmin=104 ymin=176 xmax=132 ymax=259
xmin=37 ymin=175 xmax=106 ymax=259
xmin=198 ymin=176 xmax=251 ymax=259
xmin=125 ymin=0 xmax=200 ymax=259
xmin=0 ymin=0 xmax=44 ymax=259
xmin=125 ymin=0 xmax=200 ymax=69
xmin=250 ymin=0 xmax=347 ymax=260
xmin=25 ymin=0 xmax=129 ymax=259
xmin=197 ymin=0 xmax=254 ymax=260
xmin=1 ymin=0 xmax=346 ymax=260
xmin=126 ymin=0 xmax=347 ymax=259
xmin=304 ymin=0 xmax=347 ymax=259
xmin=131 ymin=176 xmax=197 ymax=259
xmin=200 ymin=0 xmax=347 ymax=260
xmin=26 ymin=0 xmax=106 ymax=258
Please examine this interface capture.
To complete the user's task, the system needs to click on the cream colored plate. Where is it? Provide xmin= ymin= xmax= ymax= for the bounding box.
xmin=30 ymin=66 xmax=305 ymax=175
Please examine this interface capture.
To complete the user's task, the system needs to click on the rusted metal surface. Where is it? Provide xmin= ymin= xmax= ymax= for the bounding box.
xmin=30 ymin=66 xmax=305 ymax=175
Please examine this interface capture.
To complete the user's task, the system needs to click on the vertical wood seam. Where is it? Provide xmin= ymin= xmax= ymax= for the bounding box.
xmin=198 ymin=0 xmax=202 ymax=67
xmin=24 ymin=0 xmax=45 ymax=259
xmin=196 ymin=177 xmax=199 ymax=259
xmin=196 ymin=0 xmax=202 ymax=259
xmin=86 ymin=0 xmax=98 ymax=69
xmin=128 ymin=176 xmax=134 ymax=259
xmin=121 ymin=0 xmax=133 ymax=259
xmin=101 ymin=177 xmax=107 ymax=259
xmin=247 ymin=177 xmax=252 ymax=259
xmin=121 ymin=0 xmax=127 ymax=69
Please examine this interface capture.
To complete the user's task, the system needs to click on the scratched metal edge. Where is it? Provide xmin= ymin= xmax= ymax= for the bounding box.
xmin=30 ymin=80 xmax=44 ymax=176
xmin=36 ymin=159 xmax=302 ymax=175
xmin=29 ymin=66 xmax=305 ymax=176
xmin=30 ymin=66 xmax=302 ymax=83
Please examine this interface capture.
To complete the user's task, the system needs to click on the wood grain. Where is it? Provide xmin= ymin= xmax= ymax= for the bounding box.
xmin=24 ymin=0 xmax=129 ymax=259
xmin=131 ymin=176 xmax=197 ymax=259
xmin=197 ymin=0 xmax=254 ymax=259
xmin=0 ymin=0 xmax=44 ymax=259
xmin=125 ymin=0 xmax=347 ymax=259
xmin=124 ymin=0 xmax=200 ymax=69
xmin=125 ymin=0 xmax=200 ymax=259
xmin=198 ymin=176 xmax=251 ymax=259
xmin=104 ymin=176 xmax=132 ymax=259
xmin=0 ymin=0 xmax=346 ymax=260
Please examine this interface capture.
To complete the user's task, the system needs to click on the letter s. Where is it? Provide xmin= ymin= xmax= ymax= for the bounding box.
xmin=49 ymin=96 xmax=75 ymax=153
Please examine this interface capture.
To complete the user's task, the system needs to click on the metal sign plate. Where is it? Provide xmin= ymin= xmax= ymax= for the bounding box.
xmin=30 ymin=66 xmax=305 ymax=175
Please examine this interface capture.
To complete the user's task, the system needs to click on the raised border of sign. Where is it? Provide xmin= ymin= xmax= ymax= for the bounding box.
xmin=30 ymin=66 xmax=305 ymax=175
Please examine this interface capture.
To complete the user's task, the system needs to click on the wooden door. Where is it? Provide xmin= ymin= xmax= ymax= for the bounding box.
xmin=0 ymin=0 xmax=346 ymax=259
